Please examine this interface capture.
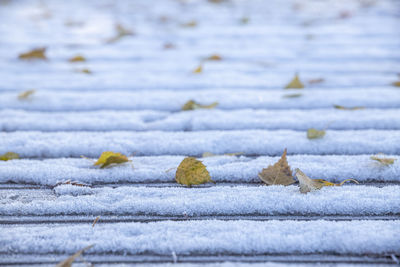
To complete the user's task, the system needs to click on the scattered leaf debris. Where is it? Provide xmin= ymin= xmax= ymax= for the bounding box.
xmin=334 ymin=105 xmax=365 ymax=110
xmin=53 ymin=179 xmax=91 ymax=188
xmin=18 ymin=48 xmax=47 ymax=60
xmin=182 ymin=100 xmax=218 ymax=110
xmin=55 ymin=244 xmax=94 ymax=267
xmin=295 ymin=168 xmax=359 ymax=193
xmin=94 ymin=151 xmax=130 ymax=168
xmin=18 ymin=89 xmax=36 ymax=100
xmin=258 ymin=149 xmax=295 ymax=186
xmin=92 ymin=216 xmax=100 ymax=227
xmin=106 ymin=24 xmax=134 ymax=43
xmin=370 ymin=154 xmax=396 ymax=166
xmin=181 ymin=20 xmax=197 ymax=28
xmin=240 ymin=17 xmax=249 ymax=24
xmin=285 ymin=74 xmax=304 ymax=89
xmin=307 ymin=128 xmax=326 ymax=139
xmin=175 ymin=157 xmax=214 ymax=186
xmin=0 ymin=152 xmax=19 ymax=161
xmin=68 ymin=55 xmax=86 ymax=62
xmin=202 ymin=152 xmax=244 ymax=157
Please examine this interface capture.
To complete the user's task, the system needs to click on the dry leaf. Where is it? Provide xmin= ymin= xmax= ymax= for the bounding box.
xmin=94 ymin=151 xmax=130 ymax=168
xmin=181 ymin=20 xmax=197 ymax=28
xmin=295 ymin=168 xmax=359 ymax=193
xmin=334 ymin=105 xmax=365 ymax=110
xmin=308 ymin=78 xmax=325 ymax=84
xmin=55 ymin=244 xmax=94 ymax=267
xmin=0 ymin=152 xmax=19 ymax=161
xmin=392 ymin=81 xmax=400 ymax=87
xmin=193 ymin=64 xmax=202 ymax=73
xmin=76 ymin=68 xmax=92 ymax=74
xmin=285 ymin=74 xmax=304 ymax=89
xmin=182 ymin=100 xmax=218 ymax=110
xmin=258 ymin=149 xmax=295 ymax=185
xmin=68 ymin=55 xmax=86 ymax=62
xmin=92 ymin=216 xmax=100 ymax=227
xmin=307 ymin=128 xmax=326 ymax=139
xmin=370 ymin=154 xmax=396 ymax=166
xmin=18 ymin=89 xmax=35 ymax=100
xmin=175 ymin=157 xmax=214 ymax=186
xmin=206 ymin=54 xmax=222 ymax=61
xmin=283 ymin=93 xmax=302 ymax=98
xmin=18 ymin=48 xmax=46 ymax=60
xmin=106 ymin=24 xmax=134 ymax=43
xmin=53 ymin=179 xmax=90 ymax=188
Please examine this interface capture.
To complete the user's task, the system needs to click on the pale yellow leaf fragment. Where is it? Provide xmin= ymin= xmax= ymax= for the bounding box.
xmin=106 ymin=24 xmax=134 ymax=43
xmin=295 ymin=168 xmax=358 ymax=194
xmin=193 ymin=65 xmax=203 ymax=74
xmin=181 ymin=20 xmax=197 ymax=28
xmin=334 ymin=105 xmax=365 ymax=110
xmin=18 ymin=89 xmax=36 ymax=100
xmin=206 ymin=54 xmax=222 ymax=61
xmin=285 ymin=74 xmax=304 ymax=89
xmin=370 ymin=154 xmax=396 ymax=166
xmin=175 ymin=157 xmax=214 ymax=186
xmin=18 ymin=48 xmax=47 ymax=60
xmin=307 ymin=128 xmax=326 ymax=139
xmin=258 ymin=149 xmax=295 ymax=185
xmin=94 ymin=151 xmax=130 ymax=168
xmin=182 ymin=100 xmax=218 ymax=110
xmin=0 ymin=152 xmax=19 ymax=161
xmin=68 ymin=55 xmax=86 ymax=62
xmin=76 ymin=68 xmax=92 ymax=74
xmin=55 ymin=244 xmax=94 ymax=267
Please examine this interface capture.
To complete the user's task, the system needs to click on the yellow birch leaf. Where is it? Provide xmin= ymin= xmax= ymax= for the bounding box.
xmin=182 ymin=100 xmax=218 ymax=110
xmin=55 ymin=244 xmax=94 ymax=267
xmin=283 ymin=93 xmax=302 ymax=98
xmin=193 ymin=64 xmax=203 ymax=73
xmin=181 ymin=20 xmax=197 ymax=28
xmin=285 ymin=74 xmax=304 ymax=89
xmin=370 ymin=155 xmax=396 ymax=166
xmin=334 ymin=105 xmax=365 ymax=110
xmin=295 ymin=168 xmax=359 ymax=193
xmin=307 ymin=128 xmax=326 ymax=139
xmin=68 ymin=55 xmax=86 ymax=62
xmin=0 ymin=152 xmax=19 ymax=161
xmin=206 ymin=54 xmax=222 ymax=61
xmin=258 ymin=149 xmax=295 ymax=185
xmin=175 ymin=157 xmax=214 ymax=186
xmin=94 ymin=151 xmax=130 ymax=168
xmin=18 ymin=48 xmax=47 ymax=60
xmin=18 ymin=89 xmax=36 ymax=100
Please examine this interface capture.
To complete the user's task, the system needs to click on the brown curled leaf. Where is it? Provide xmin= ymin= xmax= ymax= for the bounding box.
xmin=258 ymin=149 xmax=295 ymax=186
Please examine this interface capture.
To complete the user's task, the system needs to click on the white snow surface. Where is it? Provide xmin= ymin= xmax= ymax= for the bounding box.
xmin=0 ymin=155 xmax=399 ymax=185
xmin=1 ymin=185 xmax=399 ymax=216
xmin=1 ymin=220 xmax=399 ymax=255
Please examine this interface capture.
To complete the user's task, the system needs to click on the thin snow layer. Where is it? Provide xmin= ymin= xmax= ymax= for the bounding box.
xmin=1 ymin=89 xmax=400 ymax=111
xmin=1 ymin=220 xmax=399 ymax=255
xmin=2 ymin=108 xmax=400 ymax=131
xmin=1 ymin=185 xmax=399 ymax=216
xmin=1 ymin=130 xmax=399 ymax=158
xmin=0 ymin=155 xmax=399 ymax=185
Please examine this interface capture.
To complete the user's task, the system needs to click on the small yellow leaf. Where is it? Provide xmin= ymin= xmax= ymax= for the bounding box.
xmin=18 ymin=48 xmax=47 ymax=60
xmin=18 ymin=89 xmax=36 ymax=100
xmin=106 ymin=24 xmax=134 ymax=43
xmin=206 ymin=54 xmax=222 ymax=61
xmin=285 ymin=74 xmax=304 ymax=89
xmin=283 ymin=93 xmax=302 ymax=98
xmin=94 ymin=151 xmax=129 ymax=168
xmin=307 ymin=128 xmax=326 ymax=139
xmin=193 ymin=65 xmax=202 ymax=73
xmin=76 ymin=68 xmax=92 ymax=74
xmin=371 ymin=155 xmax=396 ymax=166
xmin=0 ymin=152 xmax=19 ymax=161
xmin=258 ymin=149 xmax=295 ymax=185
xmin=181 ymin=20 xmax=197 ymax=28
xmin=68 ymin=55 xmax=86 ymax=62
xmin=295 ymin=168 xmax=358 ymax=193
xmin=55 ymin=245 xmax=94 ymax=267
xmin=392 ymin=81 xmax=400 ymax=87
xmin=182 ymin=100 xmax=218 ymax=110
xmin=334 ymin=105 xmax=365 ymax=110
xmin=176 ymin=157 xmax=213 ymax=186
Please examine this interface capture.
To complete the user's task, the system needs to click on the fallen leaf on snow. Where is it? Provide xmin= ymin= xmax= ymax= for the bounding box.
xmin=205 ymin=54 xmax=222 ymax=61
xmin=392 ymin=81 xmax=400 ymax=87
xmin=202 ymin=152 xmax=243 ymax=157
xmin=55 ymin=244 xmax=94 ymax=267
xmin=106 ymin=24 xmax=134 ymax=43
xmin=53 ymin=179 xmax=91 ymax=188
xmin=334 ymin=105 xmax=365 ymax=110
xmin=192 ymin=64 xmax=203 ymax=73
xmin=285 ymin=74 xmax=304 ymax=89
xmin=181 ymin=20 xmax=197 ymax=28
xmin=68 ymin=55 xmax=86 ymax=62
xmin=94 ymin=151 xmax=130 ymax=168
xmin=175 ymin=157 xmax=214 ymax=186
xmin=18 ymin=89 xmax=36 ymax=100
xmin=283 ymin=93 xmax=302 ymax=98
xmin=18 ymin=48 xmax=47 ymax=60
xmin=92 ymin=216 xmax=100 ymax=227
xmin=295 ymin=168 xmax=359 ymax=193
xmin=0 ymin=152 xmax=19 ymax=161
xmin=307 ymin=128 xmax=326 ymax=139
xmin=258 ymin=149 xmax=295 ymax=185
xmin=182 ymin=100 xmax=218 ymax=110
xmin=370 ymin=154 xmax=396 ymax=166
xmin=76 ymin=68 xmax=92 ymax=74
